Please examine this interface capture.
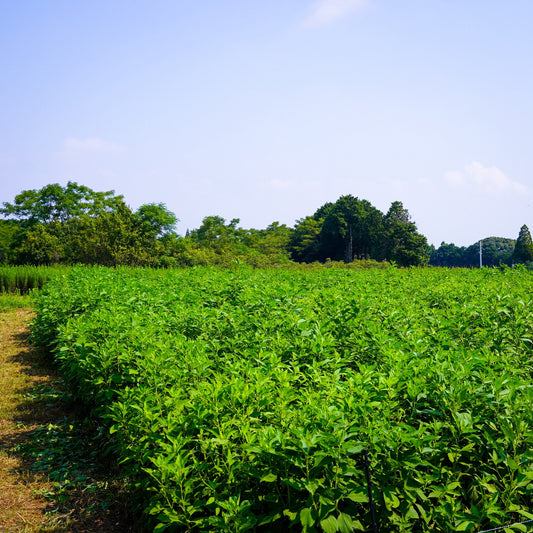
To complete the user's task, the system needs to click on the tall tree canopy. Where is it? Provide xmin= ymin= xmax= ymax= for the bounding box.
xmin=318 ymin=195 xmax=384 ymax=262
xmin=383 ymin=201 xmax=429 ymax=266
xmin=512 ymin=224 xmax=533 ymax=264
xmin=244 ymin=222 xmax=292 ymax=258
xmin=289 ymin=216 xmax=323 ymax=263
xmin=135 ymin=203 xmax=178 ymax=240
xmin=289 ymin=196 xmax=427 ymax=266
xmin=190 ymin=216 xmax=245 ymax=252
xmin=1 ymin=182 xmax=180 ymax=266
xmin=1 ymin=181 xmax=125 ymax=225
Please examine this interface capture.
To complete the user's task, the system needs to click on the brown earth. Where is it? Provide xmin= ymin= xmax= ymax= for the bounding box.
xmin=0 ymin=306 xmax=137 ymax=532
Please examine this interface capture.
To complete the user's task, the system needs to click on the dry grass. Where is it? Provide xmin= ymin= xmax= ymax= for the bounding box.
xmin=0 ymin=307 xmax=53 ymax=531
xmin=0 ymin=300 xmax=138 ymax=532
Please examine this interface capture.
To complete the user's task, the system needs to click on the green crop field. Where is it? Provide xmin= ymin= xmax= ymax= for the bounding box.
xmin=31 ymin=265 xmax=533 ymax=532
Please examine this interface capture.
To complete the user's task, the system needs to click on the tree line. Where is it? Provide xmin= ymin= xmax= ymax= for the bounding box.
xmin=429 ymin=225 xmax=533 ymax=267
xmin=0 ymin=182 xmax=531 ymax=268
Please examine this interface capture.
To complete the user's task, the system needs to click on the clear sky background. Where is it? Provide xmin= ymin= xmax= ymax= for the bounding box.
xmin=1 ymin=0 xmax=531 ymax=246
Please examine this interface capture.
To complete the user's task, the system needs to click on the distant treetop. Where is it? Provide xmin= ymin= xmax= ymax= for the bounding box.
xmin=0 ymin=181 xmax=125 ymax=225
xmin=512 ymin=224 xmax=533 ymax=264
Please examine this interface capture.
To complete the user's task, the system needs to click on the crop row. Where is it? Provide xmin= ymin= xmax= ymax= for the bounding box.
xmin=31 ymin=266 xmax=533 ymax=532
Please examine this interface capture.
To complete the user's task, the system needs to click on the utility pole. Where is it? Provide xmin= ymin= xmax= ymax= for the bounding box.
xmin=479 ymin=239 xmax=483 ymax=268
xmin=346 ymin=224 xmax=353 ymax=263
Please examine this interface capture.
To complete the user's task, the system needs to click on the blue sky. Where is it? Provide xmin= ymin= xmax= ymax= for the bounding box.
xmin=1 ymin=0 xmax=531 ymax=246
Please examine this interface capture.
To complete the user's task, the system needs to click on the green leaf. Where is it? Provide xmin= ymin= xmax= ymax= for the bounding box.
xmin=405 ymin=505 xmax=419 ymax=520
xmin=344 ymin=445 xmax=364 ymax=455
xmin=383 ymin=487 xmax=400 ymax=510
xmin=479 ymin=481 xmax=498 ymax=493
xmin=283 ymin=509 xmax=298 ymax=521
xmin=507 ymin=458 xmax=519 ymax=471
xmin=517 ymin=509 xmax=533 ymax=520
xmin=300 ymin=507 xmax=316 ymax=529
xmin=337 ymin=512 xmax=354 ymax=533
xmin=455 ymin=521 xmax=475 ymax=531
xmin=505 ymin=525 xmax=527 ymax=532
xmin=305 ymin=479 xmax=320 ymax=495
xmin=455 ymin=411 xmax=473 ymax=432
xmin=346 ymin=490 xmax=368 ymax=503
xmin=260 ymin=472 xmax=277 ymax=482
xmin=320 ymin=514 xmax=339 ymax=533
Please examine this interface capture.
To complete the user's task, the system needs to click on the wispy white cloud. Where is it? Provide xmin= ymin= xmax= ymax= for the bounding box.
xmin=62 ymin=137 xmax=125 ymax=155
xmin=444 ymin=162 xmax=527 ymax=195
xmin=305 ymin=0 xmax=369 ymax=27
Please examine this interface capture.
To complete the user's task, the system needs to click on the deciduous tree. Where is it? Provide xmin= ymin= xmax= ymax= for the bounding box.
xmin=1 ymin=181 xmax=124 ymax=225
xmin=135 ymin=203 xmax=178 ymax=240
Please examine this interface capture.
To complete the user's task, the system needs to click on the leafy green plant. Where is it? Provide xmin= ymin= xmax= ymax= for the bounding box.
xmin=31 ymin=265 xmax=533 ymax=531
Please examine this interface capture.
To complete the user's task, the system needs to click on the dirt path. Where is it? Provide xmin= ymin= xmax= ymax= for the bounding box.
xmin=0 ymin=306 xmax=135 ymax=532
xmin=0 ymin=307 xmax=57 ymax=531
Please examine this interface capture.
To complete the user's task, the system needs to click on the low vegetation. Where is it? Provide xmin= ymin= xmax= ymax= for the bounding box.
xmin=30 ymin=265 xmax=533 ymax=532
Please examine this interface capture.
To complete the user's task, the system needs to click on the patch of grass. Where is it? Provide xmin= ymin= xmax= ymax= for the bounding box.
xmin=0 ymin=292 xmax=33 ymax=311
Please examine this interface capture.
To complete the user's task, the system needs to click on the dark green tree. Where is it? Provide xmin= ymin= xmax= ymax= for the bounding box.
xmin=512 ymin=224 xmax=533 ymax=264
xmin=317 ymin=195 xmax=384 ymax=262
xmin=0 ymin=219 xmax=21 ymax=263
xmin=289 ymin=216 xmax=323 ymax=263
xmin=465 ymin=237 xmax=515 ymax=267
xmin=430 ymin=237 xmax=515 ymax=267
xmin=480 ymin=237 xmax=515 ymax=266
xmin=11 ymin=222 xmax=65 ymax=265
xmin=10 ymin=204 xmax=155 ymax=266
xmin=383 ymin=201 xmax=428 ymax=266
xmin=64 ymin=203 xmax=153 ymax=266
xmin=429 ymin=242 xmax=468 ymax=267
